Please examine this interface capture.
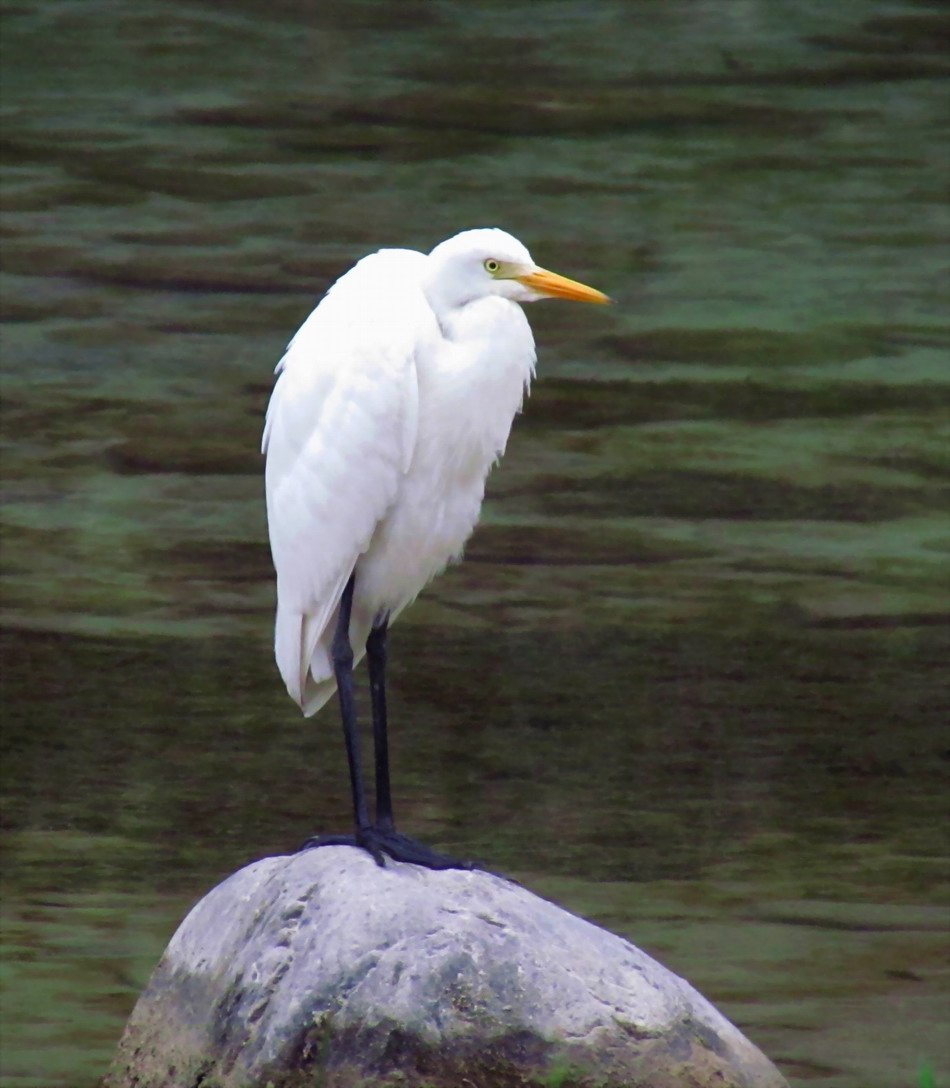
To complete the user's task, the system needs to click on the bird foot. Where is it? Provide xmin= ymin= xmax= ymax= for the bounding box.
xmin=301 ymin=826 xmax=475 ymax=871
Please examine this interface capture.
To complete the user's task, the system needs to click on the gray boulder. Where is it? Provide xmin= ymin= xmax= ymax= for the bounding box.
xmin=104 ymin=848 xmax=788 ymax=1088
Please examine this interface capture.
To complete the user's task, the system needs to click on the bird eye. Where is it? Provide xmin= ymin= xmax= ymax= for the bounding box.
xmin=484 ymin=259 xmax=500 ymax=274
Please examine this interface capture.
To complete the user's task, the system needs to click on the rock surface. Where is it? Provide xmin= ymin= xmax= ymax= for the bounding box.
xmin=104 ymin=848 xmax=788 ymax=1088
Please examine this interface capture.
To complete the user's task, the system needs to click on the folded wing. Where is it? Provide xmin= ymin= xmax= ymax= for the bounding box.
xmin=263 ymin=249 xmax=432 ymax=712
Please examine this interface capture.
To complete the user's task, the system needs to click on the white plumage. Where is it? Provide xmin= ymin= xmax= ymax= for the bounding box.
xmin=263 ymin=228 xmax=608 ymax=718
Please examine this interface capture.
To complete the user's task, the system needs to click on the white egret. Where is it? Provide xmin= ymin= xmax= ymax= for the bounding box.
xmin=263 ymin=228 xmax=610 ymax=868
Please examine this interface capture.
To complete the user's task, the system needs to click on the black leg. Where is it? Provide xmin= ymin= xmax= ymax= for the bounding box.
xmin=302 ymin=572 xmax=384 ymax=864
xmin=366 ymin=618 xmax=394 ymax=833
xmin=302 ymin=577 xmax=476 ymax=872
xmin=331 ymin=574 xmax=371 ymax=834
xmin=360 ymin=618 xmax=476 ymax=872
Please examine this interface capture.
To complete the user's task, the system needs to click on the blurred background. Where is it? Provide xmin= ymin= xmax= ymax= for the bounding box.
xmin=1 ymin=1 xmax=948 ymax=1085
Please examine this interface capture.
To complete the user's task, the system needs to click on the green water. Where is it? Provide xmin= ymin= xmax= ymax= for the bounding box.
xmin=1 ymin=2 xmax=948 ymax=1085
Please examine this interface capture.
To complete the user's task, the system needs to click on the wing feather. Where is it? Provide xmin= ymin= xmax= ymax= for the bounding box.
xmin=263 ymin=248 xmax=432 ymax=711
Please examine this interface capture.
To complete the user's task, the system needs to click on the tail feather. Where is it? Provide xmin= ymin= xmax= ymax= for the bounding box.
xmin=274 ymin=604 xmax=306 ymax=708
xmin=274 ymin=576 xmax=375 ymax=718
xmin=300 ymin=673 xmax=339 ymax=718
xmin=274 ymin=578 xmax=343 ymax=713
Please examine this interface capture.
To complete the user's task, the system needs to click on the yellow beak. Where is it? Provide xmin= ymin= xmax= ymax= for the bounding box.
xmin=516 ymin=266 xmax=612 ymax=304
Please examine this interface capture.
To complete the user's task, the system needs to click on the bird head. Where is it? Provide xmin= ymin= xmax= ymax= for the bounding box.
xmin=424 ymin=228 xmax=610 ymax=314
